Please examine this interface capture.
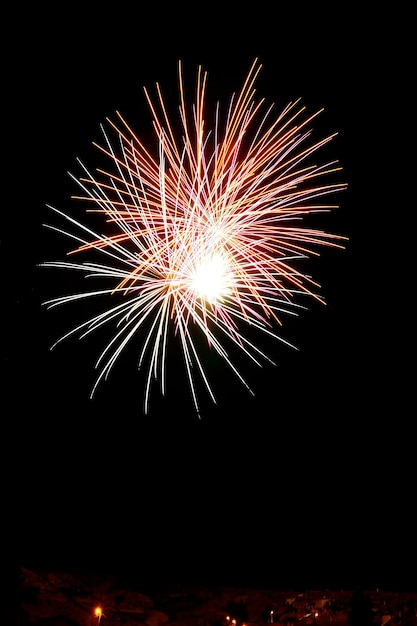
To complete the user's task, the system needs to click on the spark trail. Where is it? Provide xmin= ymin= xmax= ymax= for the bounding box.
xmin=42 ymin=59 xmax=347 ymax=416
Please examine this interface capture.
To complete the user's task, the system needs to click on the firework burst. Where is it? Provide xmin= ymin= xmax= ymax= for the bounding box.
xmin=42 ymin=58 xmax=347 ymax=416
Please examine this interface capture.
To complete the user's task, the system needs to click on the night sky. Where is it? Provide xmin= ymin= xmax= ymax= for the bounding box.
xmin=4 ymin=4 xmax=414 ymax=595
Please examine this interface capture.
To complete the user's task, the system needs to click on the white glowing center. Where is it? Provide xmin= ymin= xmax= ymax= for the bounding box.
xmin=190 ymin=252 xmax=233 ymax=302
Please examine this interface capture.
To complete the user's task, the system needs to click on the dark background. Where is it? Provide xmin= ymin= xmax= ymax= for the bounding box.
xmin=4 ymin=4 xmax=414 ymax=594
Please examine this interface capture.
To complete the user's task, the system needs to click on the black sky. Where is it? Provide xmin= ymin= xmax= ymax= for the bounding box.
xmin=4 ymin=4 xmax=415 ymax=595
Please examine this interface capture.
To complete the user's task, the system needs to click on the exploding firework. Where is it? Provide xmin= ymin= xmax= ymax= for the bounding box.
xmin=42 ymin=59 xmax=347 ymax=416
